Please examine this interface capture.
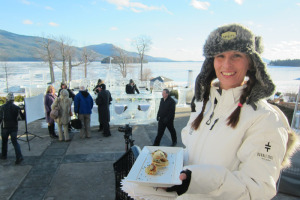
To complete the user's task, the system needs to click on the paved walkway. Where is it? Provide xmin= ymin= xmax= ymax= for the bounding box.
xmin=0 ymin=107 xmax=299 ymax=200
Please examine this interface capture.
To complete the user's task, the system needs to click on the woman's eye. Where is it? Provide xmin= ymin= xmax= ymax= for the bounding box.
xmin=215 ymin=54 xmax=224 ymax=58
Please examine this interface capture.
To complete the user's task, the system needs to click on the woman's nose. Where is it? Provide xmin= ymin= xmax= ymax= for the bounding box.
xmin=222 ymin=57 xmax=232 ymax=68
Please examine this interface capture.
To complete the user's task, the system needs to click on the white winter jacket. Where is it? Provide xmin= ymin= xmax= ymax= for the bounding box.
xmin=179 ymin=84 xmax=293 ymax=200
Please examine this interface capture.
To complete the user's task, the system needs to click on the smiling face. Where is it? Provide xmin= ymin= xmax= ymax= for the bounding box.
xmin=213 ymin=51 xmax=250 ymax=90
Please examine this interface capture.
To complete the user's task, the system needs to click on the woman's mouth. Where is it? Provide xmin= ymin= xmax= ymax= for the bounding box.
xmin=222 ymin=72 xmax=236 ymax=76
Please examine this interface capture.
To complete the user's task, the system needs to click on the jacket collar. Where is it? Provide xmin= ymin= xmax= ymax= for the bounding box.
xmin=210 ymin=83 xmax=246 ymax=107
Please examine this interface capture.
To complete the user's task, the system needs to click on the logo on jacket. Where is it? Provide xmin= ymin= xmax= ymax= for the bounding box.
xmin=265 ymin=142 xmax=271 ymax=152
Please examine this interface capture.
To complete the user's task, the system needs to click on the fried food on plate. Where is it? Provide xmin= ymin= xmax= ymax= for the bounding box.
xmin=145 ymin=163 xmax=157 ymax=175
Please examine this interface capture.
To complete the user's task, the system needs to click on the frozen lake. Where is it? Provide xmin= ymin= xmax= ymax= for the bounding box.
xmin=0 ymin=61 xmax=299 ymax=94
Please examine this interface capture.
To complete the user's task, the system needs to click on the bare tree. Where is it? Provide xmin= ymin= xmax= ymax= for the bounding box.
xmin=36 ymin=36 xmax=56 ymax=83
xmin=142 ymin=68 xmax=152 ymax=81
xmin=1 ymin=62 xmax=9 ymax=93
xmin=131 ymin=35 xmax=152 ymax=81
xmin=66 ymin=46 xmax=82 ymax=82
xmin=81 ymin=47 xmax=98 ymax=78
xmin=57 ymin=36 xmax=73 ymax=83
xmin=113 ymin=46 xmax=131 ymax=78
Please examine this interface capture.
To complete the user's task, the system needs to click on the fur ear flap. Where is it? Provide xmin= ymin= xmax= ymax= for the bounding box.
xmin=255 ymin=36 xmax=264 ymax=54
xmin=281 ymin=129 xmax=299 ymax=168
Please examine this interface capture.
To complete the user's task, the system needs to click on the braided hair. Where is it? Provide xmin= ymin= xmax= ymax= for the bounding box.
xmin=226 ymin=70 xmax=256 ymax=128
xmin=191 ymin=70 xmax=216 ymax=130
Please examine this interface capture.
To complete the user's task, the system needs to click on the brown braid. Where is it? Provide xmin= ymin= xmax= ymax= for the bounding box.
xmin=226 ymin=71 xmax=256 ymax=128
xmin=191 ymin=72 xmax=216 ymax=130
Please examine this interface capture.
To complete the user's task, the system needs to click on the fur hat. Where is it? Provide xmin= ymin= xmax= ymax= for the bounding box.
xmin=60 ymin=89 xmax=69 ymax=98
xmin=195 ymin=23 xmax=275 ymax=108
xmin=6 ymin=92 xmax=14 ymax=101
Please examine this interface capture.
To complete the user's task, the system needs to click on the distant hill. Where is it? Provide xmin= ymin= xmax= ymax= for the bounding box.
xmin=84 ymin=43 xmax=174 ymax=62
xmin=269 ymin=59 xmax=300 ymax=67
xmin=0 ymin=29 xmax=98 ymax=61
xmin=0 ymin=29 xmax=43 ymax=61
xmin=0 ymin=29 xmax=174 ymax=62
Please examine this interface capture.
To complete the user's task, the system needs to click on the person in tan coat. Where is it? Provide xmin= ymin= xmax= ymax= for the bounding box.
xmin=51 ymin=89 xmax=73 ymax=142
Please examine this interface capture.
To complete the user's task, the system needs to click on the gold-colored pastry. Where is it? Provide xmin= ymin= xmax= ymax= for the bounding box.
xmin=152 ymin=157 xmax=169 ymax=168
xmin=145 ymin=163 xmax=157 ymax=175
xmin=152 ymin=149 xmax=168 ymax=158
xmin=152 ymin=150 xmax=169 ymax=168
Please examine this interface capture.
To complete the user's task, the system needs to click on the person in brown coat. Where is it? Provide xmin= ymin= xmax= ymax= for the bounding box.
xmin=44 ymin=85 xmax=58 ymax=138
xmin=51 ymin=89 xmax=73 ymax=141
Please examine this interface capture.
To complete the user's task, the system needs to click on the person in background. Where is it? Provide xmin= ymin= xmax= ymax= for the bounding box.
xmin=51 ymin=89 xmax=73 ymax=142
xmin=125 ymin=79 xmax=140 ymax=94
xmin=153 ymin=88 xmax=177 ymax=146
xmin=166 ymin=24 xmax=299 ymax=199
xmin=74 ymin=86 xmax=94 ymax=139
xmin=96 ymin=84 xmax=112 ymax=137
xmin=57 ymin=82 xmax=75 ymax=100
xmin=44 ymin=85 xmax=58 ymax=138
xmin=93 ymin=79 xmax=104 ymax=95
xmin=0 ymin=93 xmax=24 ymax=165
xmin=93 ymin=79 xmax=104 ymax=131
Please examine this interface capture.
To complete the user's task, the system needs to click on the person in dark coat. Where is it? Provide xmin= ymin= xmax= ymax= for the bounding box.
xmin=96 ymin=84 xmax=112 ymax=137
xmin=126 ymin=79 xmax=140 ymax=94
xmin=153 ymin=89 xmax=177 ymax=146
xmin=0 ymin=93 xmax=24 ymax=164
xmin=74 ymin=86 xmax=94 ymax=138
xmin=57 ymin=82 xmax=75 ymax=100
xmin=44 ymin=85 xmax=58 ymax=138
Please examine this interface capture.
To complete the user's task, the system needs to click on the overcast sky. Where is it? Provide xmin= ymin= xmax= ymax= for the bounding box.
xmin=1 ymin=0 xmax=300 ymax=61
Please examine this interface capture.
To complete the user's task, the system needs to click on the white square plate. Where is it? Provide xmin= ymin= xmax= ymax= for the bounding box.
xmin=125 ymin=146 xmax=184 ymax=187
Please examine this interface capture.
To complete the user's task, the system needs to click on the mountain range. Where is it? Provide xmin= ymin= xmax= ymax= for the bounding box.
xmin=0 ymin=29 xmax=173 ymax=62
xmin=0 ymin=29 xmax=273 ymax=64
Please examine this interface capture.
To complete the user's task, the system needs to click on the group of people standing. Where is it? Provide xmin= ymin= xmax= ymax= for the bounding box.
xmin=44 ymin=80 xmax=113 ymax=141
xmin=44 ymin=83 xmax=75 ymax=141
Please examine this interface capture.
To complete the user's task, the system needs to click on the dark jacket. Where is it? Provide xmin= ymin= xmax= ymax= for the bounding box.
xmin=96 ymin=90 xmax=112 ymax=123
xmin=44 ymin=93 xmax=56 ymax=124
xmin=74 ymin=91 xmax=94 ymax=115
xmin=157 ymin=96 xmax=176 ymax=124
xmin=126 ymin=84 xmax=140 ymax=94
xmin=0 ymin=101 xmax=21 ymax=130
xmin=58 ymin=88 xmax=75 ymax=100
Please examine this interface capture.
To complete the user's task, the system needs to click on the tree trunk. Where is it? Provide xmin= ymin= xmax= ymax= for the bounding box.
xmin=49 ymin=61 xmax=55 ymax=83
xmin=140 ymin=55 xmax=144 ymax=81
xmin=84 ymin=62 xmax=87 ymax=78
xmin=68 ymin=57 xmax=72 ymax=82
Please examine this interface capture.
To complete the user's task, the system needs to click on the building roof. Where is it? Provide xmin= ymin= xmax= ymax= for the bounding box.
xmin=150 ymin=76 xmax=173 ymax=82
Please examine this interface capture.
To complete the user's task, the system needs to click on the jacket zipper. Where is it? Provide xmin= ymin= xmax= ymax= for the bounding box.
xmin=210 ymin=118 xmax=219 ymax=130
xmin=206 ymin=98 xmax=218 ymax=129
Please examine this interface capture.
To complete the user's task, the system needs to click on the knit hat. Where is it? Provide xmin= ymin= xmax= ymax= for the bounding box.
xmin=6 ymin=92 xmax=14 ymax=101
xmin=195 ymin=23 xmax=275 ymax=108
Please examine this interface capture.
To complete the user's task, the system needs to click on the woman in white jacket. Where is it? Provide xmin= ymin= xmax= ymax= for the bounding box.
xmin=167 ymin=24 xmax=298 ymax=200
xmin=51 ymin=89 xmax=73 ymax=142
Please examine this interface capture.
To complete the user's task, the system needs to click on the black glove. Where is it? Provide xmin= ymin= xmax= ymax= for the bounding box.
xmin=166 ymin=170 xmax=192 ymax=196
xmin=157 ymin=116 xmax=160 ymax=121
